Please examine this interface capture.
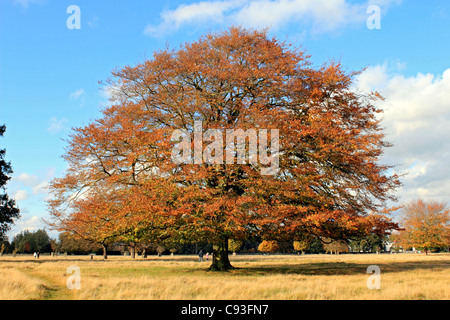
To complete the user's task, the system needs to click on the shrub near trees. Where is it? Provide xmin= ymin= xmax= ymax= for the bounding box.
xmin=47 ymin=27 xmax=401 ymax=270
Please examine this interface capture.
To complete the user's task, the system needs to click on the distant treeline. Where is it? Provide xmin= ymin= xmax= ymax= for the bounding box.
xmin=0 ymin=229 xmax=413 ymax=256
xmin=1 ymin=229 xmax=51 ymax=254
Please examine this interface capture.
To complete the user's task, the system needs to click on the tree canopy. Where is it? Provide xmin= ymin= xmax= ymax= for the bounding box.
xmin=392 ymin=199 xmax=449 ymax=254
xmin=47 ymin=27 xmax=401 ymax=270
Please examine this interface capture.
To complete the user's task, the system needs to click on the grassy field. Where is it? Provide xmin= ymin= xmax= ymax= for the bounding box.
xmin=0 ymin=253 xmax=448 ymax=300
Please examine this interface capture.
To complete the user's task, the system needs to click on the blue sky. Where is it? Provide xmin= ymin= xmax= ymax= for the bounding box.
xmin=1 ymin=0 xmax=450 ymax=239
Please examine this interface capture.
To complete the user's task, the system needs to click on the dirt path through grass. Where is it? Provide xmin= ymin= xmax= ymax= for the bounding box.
xmin=20 ymin=265 xmax=75 ymax=300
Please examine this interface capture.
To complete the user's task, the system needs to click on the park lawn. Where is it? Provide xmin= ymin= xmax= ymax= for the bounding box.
xmin=0 ymin=253 xmax=448 ymax=300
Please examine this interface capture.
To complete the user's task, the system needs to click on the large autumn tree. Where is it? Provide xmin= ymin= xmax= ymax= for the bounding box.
xmin=392 ymin=199 xmax=449 ymax=254
xmin=48 ymin=27 xmax=400 ymax=270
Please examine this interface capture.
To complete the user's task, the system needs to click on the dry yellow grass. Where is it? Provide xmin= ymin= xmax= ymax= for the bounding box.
xmin=0 ymin=253 xmax=448 ymax=300
xmin=0 ymin=265 xmax=46 ymax=300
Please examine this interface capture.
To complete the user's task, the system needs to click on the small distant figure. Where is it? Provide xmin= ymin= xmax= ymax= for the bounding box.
xmin=37 ymin=252 xmax=40 ymax=259
xmin=206 ymin=252 xmax=209 ymax=261
xmin=33 ymin=252 xmax=37 ymax=259
xmin=198 ymin=250 xmax=203 ymax=262
xmin=90 ymin=254 xmax=93 ymax=260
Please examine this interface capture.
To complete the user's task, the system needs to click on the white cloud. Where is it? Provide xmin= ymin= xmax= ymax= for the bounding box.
xmin=12 ymin=216 xmax=42 ymax=235
xmin=47 ymin=117 xmax=68 ymax=135
xmin=12 ymin=0 xmax=43 ymax=8
xmin=13 ymin=190 xmax=29 ymax=201
xmin=356 ymin=66 xmax=450 ymax=204
xmin=145 ymin=0 xmax=243 ymax=37
xmin=12 ymin=169 xmax=54 ymax=198
xmin=69 ymin=88 xmax=85 ymax=100
xmin=32 ymin=181 xmax=48 ymax=195
xmin=235 ymin=0 xmax=365 ymax=32
xmin=368 ymin=0 xmax=402 ymax=8
xmin=356 ymin=63 xmax=390 ymax=93
xmin=144 ymin=0 xmax=401 ymax=37
xmin=87 ymin=16 xmax=99 ymax=29
xmin=6 ymin=169 xmax=56 ymax=240
xmin=15 ymin=173 xmax=39 ymax=186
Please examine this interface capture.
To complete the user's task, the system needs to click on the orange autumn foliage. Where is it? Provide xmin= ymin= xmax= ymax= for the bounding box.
xmin=47 ymin=27 xmax=401 ymax=269
xmin=258 ymin=240 xmax=279 ymax=253
xmin=393 ymin=199 xmax=449 ymax=254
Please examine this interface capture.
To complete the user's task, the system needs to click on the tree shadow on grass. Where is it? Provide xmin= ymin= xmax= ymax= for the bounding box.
xmin=2 ymin=255 xmax=448 ymax=278
xmin=227 ymin=260 xmax=449 ymax=277
xmin=0 ymin=255 xmax=201 ymax=264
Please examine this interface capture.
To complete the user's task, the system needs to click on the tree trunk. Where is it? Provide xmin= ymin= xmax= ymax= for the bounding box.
xmin=209 ymin=236 xmax=234 ymax=271
xmin=102 ymin=244 xmax=108 ymax=260
xmin=130 ymin=244 xmax=135 ymax=259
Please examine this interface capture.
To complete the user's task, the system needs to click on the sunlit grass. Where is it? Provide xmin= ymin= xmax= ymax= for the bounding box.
xmin=0 ymin=253 xmax=448 ymax=300
xmin=0 ymin=265 xmax=46 ymax=300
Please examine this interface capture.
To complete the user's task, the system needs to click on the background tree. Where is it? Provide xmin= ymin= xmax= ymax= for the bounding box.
xmin=389 ymin=232 xmax=407 ymax=252
xmin=323 ymin=238 xmax=349 ymax=254
xmin=308 ymin=237 xmax=325 ymax=253
xmin=258 ymin=240 xmax=279 ymax=254
xmin=168 ymin=242 xmax=183 ymax=256
xmin=228 ymin=239 xmax=243 ymax=254
xmin=12 ymin=231 xmax=29 ymax=253
xmin=48 ymin=27 xmax=401 ymax=271
xmin=12 ymin=229 xmax=51 ymax=253
xmin=58 ymin=232 xmax=101 ymax=255
xmin=395 ymin=199 xmax=449 ymax=254
xmin=49 ymin=238 xmax=62 ymax=256
xmin=293 ymin=239 xmax=310 ymax=254
xmin=348 ymin=233 xmax=386 ymax=253
xmin=156 ymin=244 xmax=166 ymax=257
xmin=33 ymin=229 xmax=51 ymax=253
xmin=23 ymin=241 xmax=31 ymax=253
xmin=293 ymin=233 xmax=314 ymax=254
xmin=0 ymin=125 xmax=20 ymax=237
xmin=0 ymin=237 xmax=11 ymax=255
xmin=444 ymin=227 xmax=450 ymax=252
